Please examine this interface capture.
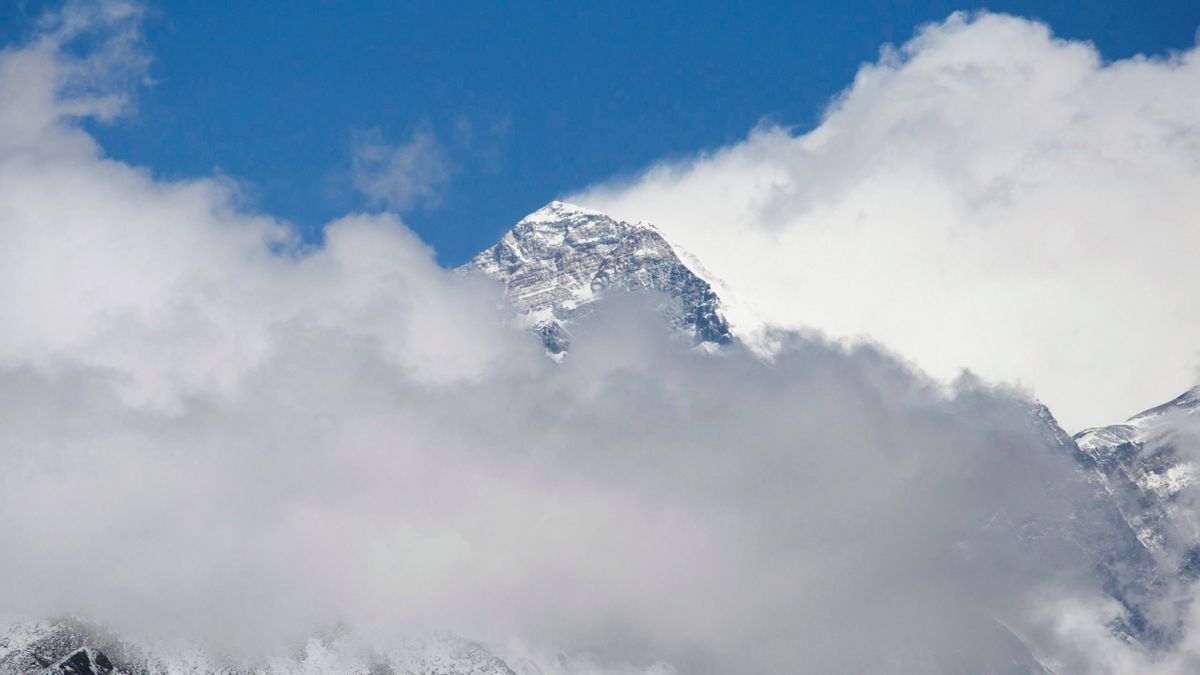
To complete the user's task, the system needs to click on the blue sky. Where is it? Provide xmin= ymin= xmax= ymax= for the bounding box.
xmin=3 ymin=0 xmax=1200 ymax=265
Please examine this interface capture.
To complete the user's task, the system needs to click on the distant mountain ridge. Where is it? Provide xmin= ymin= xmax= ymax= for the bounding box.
xmin=463 ymin=201 xmax=731 ymax=354
xmin=1072 ymin=389 xmax=1200 ymax=568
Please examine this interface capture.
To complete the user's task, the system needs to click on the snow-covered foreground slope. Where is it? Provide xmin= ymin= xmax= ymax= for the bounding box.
xmin=463 ymin=201 xmax=731 ymax=354
xmin=0 ymin=619 xmax=518 ymax=675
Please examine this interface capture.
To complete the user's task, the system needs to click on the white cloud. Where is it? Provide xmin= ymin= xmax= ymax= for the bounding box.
xmin=351 ymin=125 xmax=451 ymax=211
xmin=571 ymin=11 xmax=1200 ymax=430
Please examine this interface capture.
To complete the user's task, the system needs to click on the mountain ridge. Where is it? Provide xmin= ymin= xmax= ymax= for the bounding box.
xmin=1071 ymin=387 xmax=1200 ymax=561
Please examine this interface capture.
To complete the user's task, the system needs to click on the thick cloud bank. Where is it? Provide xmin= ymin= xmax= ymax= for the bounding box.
xmin=572 ymin=12 xmax=1200 ymax=431
xmin=1 ymin=4 xmax=1199 ymax=674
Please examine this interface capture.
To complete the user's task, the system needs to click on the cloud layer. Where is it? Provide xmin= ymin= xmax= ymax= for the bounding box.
xmin=1 ymin=4 xmax=1199 ymax=674
xmin=571 ymin=12 xmax=1200 ymax=431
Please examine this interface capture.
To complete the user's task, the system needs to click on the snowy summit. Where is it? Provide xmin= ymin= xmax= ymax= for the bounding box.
xmin=463 ymin=201 xmax=732 ymax=353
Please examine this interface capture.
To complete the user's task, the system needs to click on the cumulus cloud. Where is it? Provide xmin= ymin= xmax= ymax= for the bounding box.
xmin=351 ymin=125 xmax=451 ymax=211
xmin=571 ymin=11 xmax=1200 ymax=431
xmin=2 ymin=4 xmax=1199 ymax=674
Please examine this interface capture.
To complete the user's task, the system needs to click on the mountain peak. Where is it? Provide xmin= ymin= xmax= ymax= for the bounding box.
xmin=465 ymin=201 xmax=731 ymax=353
xmin=520 ymin=200 xmax=612 ymax=224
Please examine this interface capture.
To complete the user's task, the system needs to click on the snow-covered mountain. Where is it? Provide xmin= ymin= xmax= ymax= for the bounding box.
xmin=1073 ymin=389 xmax=1200 ymax=570
xmin=463 ymin=201 xmax=731 ymax=354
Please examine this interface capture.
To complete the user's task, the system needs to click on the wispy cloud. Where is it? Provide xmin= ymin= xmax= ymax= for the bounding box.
xmin=350 ymin=124 xmax=451 ymax=211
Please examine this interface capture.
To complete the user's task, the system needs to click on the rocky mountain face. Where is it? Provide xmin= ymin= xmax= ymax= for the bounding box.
xmin=1023 ymin=403 xmax=1174 ymax=648
xmin=463 ymin=201 xmax=731 ymax=354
